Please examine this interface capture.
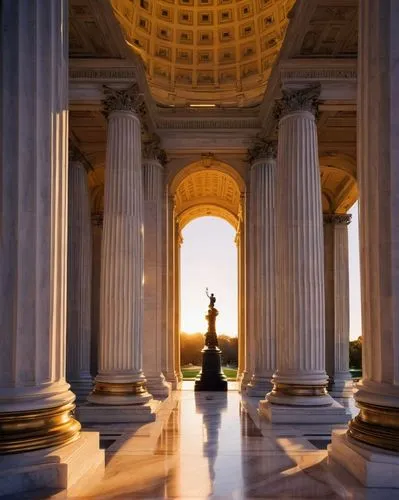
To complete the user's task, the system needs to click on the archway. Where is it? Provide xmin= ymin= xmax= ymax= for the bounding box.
xmin=167 ymin=160 xmax=246 ymax=384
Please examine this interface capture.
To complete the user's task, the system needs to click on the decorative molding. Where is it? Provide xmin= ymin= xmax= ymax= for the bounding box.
xmin=280 ymin=68 xmax=357 ymax=82
xmin=70 ymin=68 xmax=137 ymax=81
xmin=273 ymin=84 xmax=321 ymax=120
xmin=156 ymin=117 xmax=261 ymax=130
xmin=102 ymin=83 xmax=143 ymax=118
xmin=91 ymin=212 xmax=104 ymax=227
xmin=247 ymin=135 xmax=277 ymax=164
xmin=142 ymin=134 xmax=168 ymax=166
xmin=323 ymin=213 xmax=352 ymax=225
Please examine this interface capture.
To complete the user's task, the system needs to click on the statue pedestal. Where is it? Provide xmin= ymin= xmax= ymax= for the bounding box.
xmin=194 ymin=346 xmax=228 ymax=392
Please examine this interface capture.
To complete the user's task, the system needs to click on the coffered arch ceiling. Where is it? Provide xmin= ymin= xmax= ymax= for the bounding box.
xmin=110 ymin=0 xmax=295 ymax=107
xmin=174 ymin=166 xmax=242 ymax=229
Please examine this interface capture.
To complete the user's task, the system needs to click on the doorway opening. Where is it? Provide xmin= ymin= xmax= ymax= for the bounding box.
xmin=180 ymin=217 xmax=238 ymax=381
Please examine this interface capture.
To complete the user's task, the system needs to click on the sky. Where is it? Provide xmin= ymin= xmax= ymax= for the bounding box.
xmin=180 ymin=204 xmax=362 ymax=340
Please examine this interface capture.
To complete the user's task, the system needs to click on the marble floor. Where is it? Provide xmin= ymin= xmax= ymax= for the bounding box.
xmin=6 ymin=384 xmax=397 ymax=499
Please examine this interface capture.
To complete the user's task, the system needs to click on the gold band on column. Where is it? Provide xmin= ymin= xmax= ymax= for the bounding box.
xmin=0 ymin=402 xmax=80 ymax=454
xmin=348 ymin=401 xmax=399 ymax=452
xmin=270 ymin=383 xmax=328 ymax=398
xmin=92 ymin=380 xmax=149 ymax=396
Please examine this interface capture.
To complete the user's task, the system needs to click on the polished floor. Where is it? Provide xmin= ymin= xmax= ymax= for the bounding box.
xmin=16 ymin=385 xmax=396 ymax=499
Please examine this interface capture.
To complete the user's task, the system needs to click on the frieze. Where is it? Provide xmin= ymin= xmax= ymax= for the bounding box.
xmin=69 ymin=69 xmax=137 ymax=81
xmin=156 ymin=118 xmax=260 ymax=130
xmin=102 ymin=84 xmax=143 ymax=118
xmin=280 ymin=69 xmax=357 ymax=81
xmin=323 ymin=213 xmax=352 ymax=225
xmin=247 ymin=135 xmax=277 ymax=164
xmin=273 ymin=84 xmax=321 ymax=120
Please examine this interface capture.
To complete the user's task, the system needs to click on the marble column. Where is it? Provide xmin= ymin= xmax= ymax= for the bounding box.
xmin=142 ymin=138 xmax=170 ymax=397
xmin=164 ymin=194 xmax=179 ymax=387
xmin=260 ymin=85 xmax=347 ymax=424
xmin=86 ymin=85 xmax=152 ymax=408
xmin=0 ymin=0 xmax=80 ymax=452
xmin=90 ymin=212 xmax=103 ymax=378
xmin=66 ymin=151 xmax=93 ymax=402
xmin=323 ymin=214 xmax=353 ymax=397
xmin=0 ymin=2 xmax=103 ymax=494
xmin=175 ymin=224 xmax=183 ymax=383
xmin=246 ymin=141 xmax=277 ymax=398
xmin=236 ymin=197 xmax=247 ymax=385
xmin=329 ymin=1 xmax=399 ymax=487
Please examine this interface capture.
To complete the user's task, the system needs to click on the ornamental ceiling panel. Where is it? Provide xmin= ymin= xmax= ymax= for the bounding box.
xmin=175 ymin=170 xmax=241 ymax=217
xmin=110 ymin=0 xmax=296 ymax=106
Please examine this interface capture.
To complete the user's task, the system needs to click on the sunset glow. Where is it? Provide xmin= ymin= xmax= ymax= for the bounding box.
xmin=180 ymin=217 xmax=238 ymax=337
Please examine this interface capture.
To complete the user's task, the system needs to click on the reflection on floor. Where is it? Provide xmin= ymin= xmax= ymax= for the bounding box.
xmin=23 ymin=384 xmax=396 ymax=499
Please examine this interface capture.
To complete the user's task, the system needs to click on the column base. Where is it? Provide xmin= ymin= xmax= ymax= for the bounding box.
xmin=329 ymin=378 xmax=354 ymax=398
xmin=87 ymin=379 xmax=152 ymax=406
xmin=246 ymin=375 xmax=273 ymax=398
xmin=259 ymin=399 xmax=350 ymax=425
xmin=77 ymin=400 xmax=160 ymax=423
xmin=328 ymin=429 xmax=399 ymax=487
xmin=239 ymin=371 xmax=252 ymax=392
xmin=70 ymin=378 xmax=93 ymax=403
xmin=0 ymin=432 xmax=104 ymax=497
xmin=145 ymin=376 xmax=172 ymax=398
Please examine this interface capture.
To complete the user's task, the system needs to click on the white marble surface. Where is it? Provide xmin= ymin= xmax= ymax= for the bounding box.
xmin=143 ymin=159 xmax=171 ymax=398
xmin=67 ymin=159 xmax=93 ymax=402
xmin=246 ymin=155 xmax=276 ymax=398
xmin=18 ymin=387 xmax=394 ymax=499
xmin=0 ymin=0 xmax=74 ymax=414
xmin=271 ymin=105 xmax=332 ymax=405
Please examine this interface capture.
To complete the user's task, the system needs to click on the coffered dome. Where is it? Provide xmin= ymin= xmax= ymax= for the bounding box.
xmin=110 ymin=0 xmax=295 ymax=107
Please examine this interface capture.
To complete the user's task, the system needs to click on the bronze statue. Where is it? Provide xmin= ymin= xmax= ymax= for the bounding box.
xmin=205 ymin=288 xmax=218 ymax=347
xmin=206 ymin=288 xmax=216 ymax=309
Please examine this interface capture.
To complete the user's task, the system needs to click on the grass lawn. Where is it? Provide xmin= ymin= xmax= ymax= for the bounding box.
xmin=182 ymin=366 xmax=238 ymax=380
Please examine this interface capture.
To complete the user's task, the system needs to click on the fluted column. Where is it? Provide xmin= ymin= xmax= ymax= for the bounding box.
xmin=142 ymin=138 xmax=170 ymax=397
xmin=90 ymin=212 xmax=103 ymax=378
xmin=237 ymin=195 xmax=247 ymax=385
xmin=67 ymin=152 xmax=93 ymax=402
xmin=324 ymin=214 xmax=353 ymax=397
xmin=87 ymin=85 xmax=152 ymax=405
xmin=164 ymin=194 xmax=178 ymax=387
xmin=246 ymin=140 xmax=277 ymax=397
xmin=0 ymin=0 xmax=80 ymax=453
xmin=266 ymin=86 xmax=334 ymax=407
xmin=330 ymin=3 xmax=399 ymax=487
xmin=175 ymin=224 xmax=183 ymax=383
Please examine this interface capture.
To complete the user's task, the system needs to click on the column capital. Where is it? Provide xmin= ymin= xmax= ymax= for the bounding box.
xmin=323 ymin=213 xmax=352 ymax=226
xmin=91 ymin=211 xmax=104 ymax=227
xmin=142 ymin=135 xmax=168 ymax=166
xmin=273 ymin=84 xmax=321 ymax=121
xmin=247 ymin=135 xmax=277 ymax=164
xmin=102 ymin=83 xmax=143 ymax=119
xmin=68 ymin=143 xmax=91 ymax=172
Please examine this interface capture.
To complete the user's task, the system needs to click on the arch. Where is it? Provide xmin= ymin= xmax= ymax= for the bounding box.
xmin=169 ymin=158 xmax=246 ymax=196
xmin=178 ymin=204 xmax=238 ymax=231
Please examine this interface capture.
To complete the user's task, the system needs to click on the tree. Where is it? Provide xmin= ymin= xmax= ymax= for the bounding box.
xmin=349 ymin=336 xmax=362 ymax=369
